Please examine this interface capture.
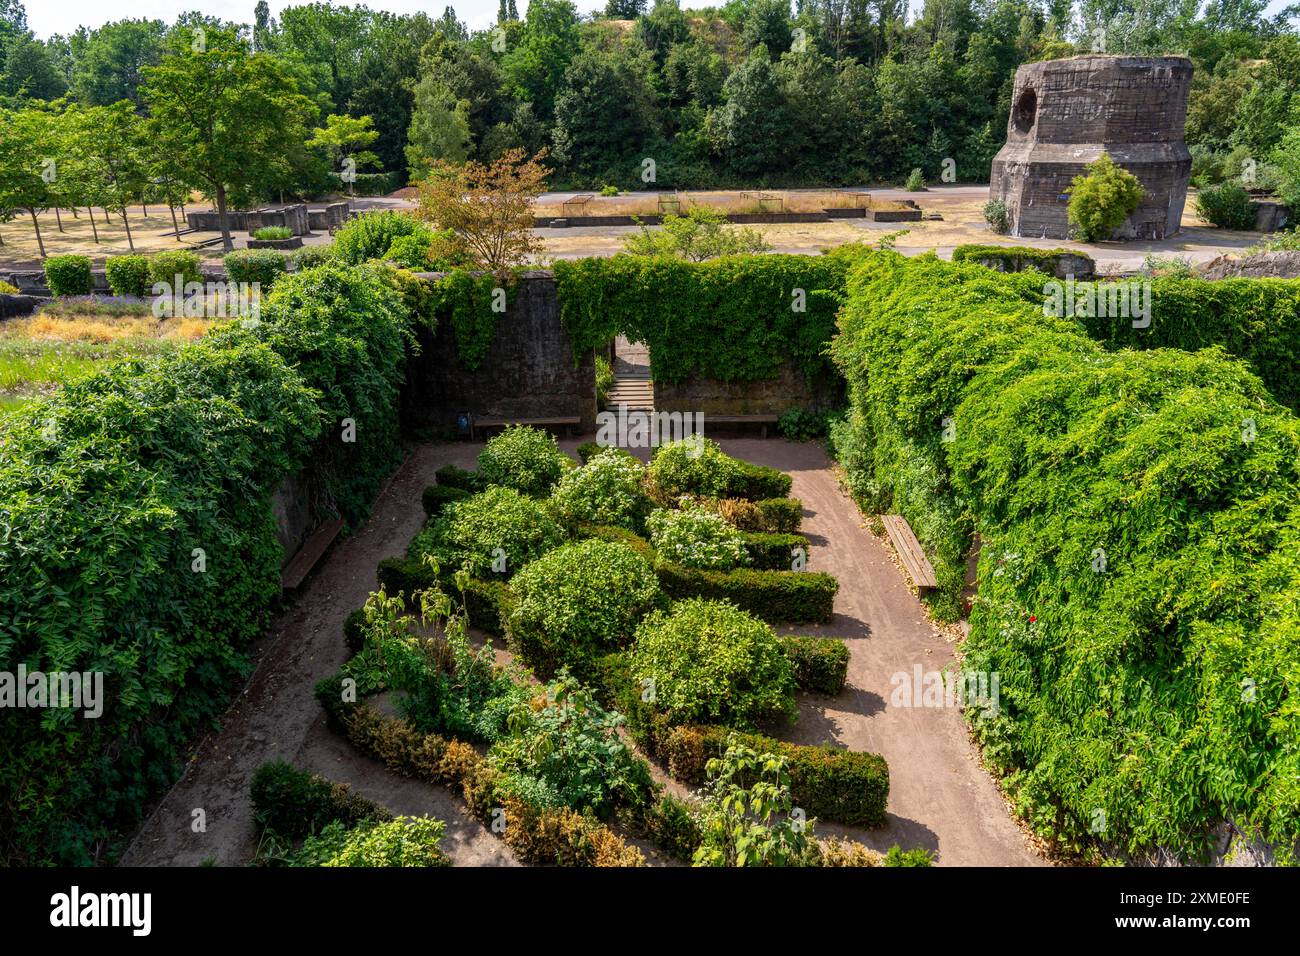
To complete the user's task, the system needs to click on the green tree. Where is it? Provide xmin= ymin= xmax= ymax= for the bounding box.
xmin=0 ymin=106 xmax=55 ymax=256
xmin=623 ymin=206 xmax=771 ymax=260
xmin=742 ymin=0 xmax=794 ymax=57
xmin=552 ymin=45 xmax=659 ymax=182
xmin=708 ymin=50 xmax=790 ymax=177
xmin=68 ymin=18 xmax=166 ymax=109
xmin=142 ymin=26 xmax=317 ymax=252
xmin=635 ymin=0 xmax=692 ymax=65
xmin=405 ymin=75 xmax=472 ymax=178
xmin=499 ymin=0 xmax=581 ymax=121
xmin=306 ymin=113 xmax=380 ymax=194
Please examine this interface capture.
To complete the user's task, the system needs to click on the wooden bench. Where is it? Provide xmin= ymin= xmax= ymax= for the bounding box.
xmin=470 ymin=416 xmax=581 ymax=441
xmin=702 ymin=414 xmax=780 ymax=439
xmin=881 ymin=514 xmax=938 ymax=591
xmin=281 ymin=517 xmax=345 ymax=590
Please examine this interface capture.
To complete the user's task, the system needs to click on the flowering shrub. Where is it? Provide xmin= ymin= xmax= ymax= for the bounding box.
xmin=550 ymin=446 xmax=650 ymax=530
xmin=647 ymin=504 xmax=750 ymax=570
xmin=507 ymin=538 xmax=660 ymax=675
xmin=631 ymin=598 xmax=797 ymax=728
xmin=648 ymin=437 xmax=791 ymax=500
xmin=477 ymin=425 xmax=571 ymax=496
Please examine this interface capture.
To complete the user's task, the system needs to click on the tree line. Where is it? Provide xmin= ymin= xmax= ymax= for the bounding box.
xmin=0 ymin=0 xmax=1297 ymax=250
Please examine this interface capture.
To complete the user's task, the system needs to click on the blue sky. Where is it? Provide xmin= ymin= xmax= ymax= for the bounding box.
xmin=23 ymin=0 xmax=1300 ymax=40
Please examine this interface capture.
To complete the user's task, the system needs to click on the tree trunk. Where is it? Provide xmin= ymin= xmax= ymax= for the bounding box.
xmin=121 ymin=208 xmax=135 ymax=251
xmin=102 ymin=207 xmax=111 ymax=225
xmin=71 ymin=206 xmax=79 ymax=219
xmin=29 ymin=209 xmax=46 ymax=258
xmin=142 ymin=202 xmax=148 ymax=217
xmin=168 ymin=202 xmax=181 ymax=241
xmin=55 ymin=206 xmax=64 ymax=232
xmin=88 ymin=208 xmax=100 ymax=244
xmin=216 ymin=185 xmax=234 ymax=253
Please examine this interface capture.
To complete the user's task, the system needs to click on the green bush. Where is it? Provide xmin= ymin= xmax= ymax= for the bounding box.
xmin=224 ymin=249 xmax=289 ymax=290
xmin=699 ymin=496 xmax=804 ymax=533
xmin=507 ymin=539 xmax=660 ymax=676
xmin=550 ymin=446 xmax=650 ymax=531
xmin=742 ymin=531 xmax=809 ymax=571
xmin=982 ymin=198 xmax=1009 ymax=234
xmin=104 ymin=254 xmax=152 ymax=298
xmin=0 ymin=260 xmax=421 ymax=865
xmin=334 ymin=211 xmax=428 ymax=265
xmin=434 ymin=463 xmax=483 ymax=492
xmin=416 ymin=486 xmax=565 ymax=578
xmin=783 ymin=636 xmax=849 ymax=694
xmin=291 ymin=245 xmax=337 ymax=270
xmin=488 ymin=674 xmax=654 ymax=818
xmin=776 ymin=407 xmax=830 ymax=441
xmin=648 ymin=437 xmax=791 ymax=500
xmin=43 ymin=254 xmax=93 ymax=296
xmin=904 ymin=167 xmax=926 ymax=191
xmin=1066 ymin=153 xmax=1145 ymax=241
xmin=287 ymin=816 xmax=450 ymax=867
xmin=638 ymin=794 xmax=703 ymax=861
xmin=831 ymin=250 xmax=1300 ymax=857
xmin=659 ymin=724 xmax=889 ymax=828
xmin=631 ymin=598 xmax=797 ymax=729
xmin=250 ymin=761 xmax=391 ymax=838
xmin=422 ymin=483 xmax=471 ymax=517
xmin=647 ymin=504 xmax=750 ymax=570
xmin=253 ymin=226 xmax=293 ymax=241
xmin=149 ymin=249 xmax=203 ymax=289
xmin=343 ymin=607 xmax=368 ymax=653
xmin=477 ymin=425 xmax=571 ymax=496
xmin=656 ymin=561 xmax=838 ymax=624
xmin=1195 ymin=182 xmax=1256 ymax=230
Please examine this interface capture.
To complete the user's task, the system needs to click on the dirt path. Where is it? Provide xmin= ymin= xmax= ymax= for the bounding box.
xmin=124 ymin=436 xmax=1042 ymax=868
xmin=122 ymin=442 xmax=517 ymax=868
xmin=710 ymin=438 xmax=1044 ymax=866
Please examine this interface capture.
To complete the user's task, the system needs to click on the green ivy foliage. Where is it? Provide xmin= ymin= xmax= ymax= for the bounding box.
xmin=0 ymin=261 xmax=423 ymax=865
xmin=426 ymin=270 xmax=519 ymax=372
xmin=552 ymin=250 xmax=867 ymax=384
xmin=831 ymin=250 xmax=1300 ymax=860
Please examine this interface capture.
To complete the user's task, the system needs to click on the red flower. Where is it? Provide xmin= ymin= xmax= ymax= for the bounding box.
xmin=1029 ymin=615 xmax=1037 ymax=623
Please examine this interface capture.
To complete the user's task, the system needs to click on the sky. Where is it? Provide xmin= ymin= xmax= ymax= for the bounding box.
xmin=21 ymin=0 xmax=1300 ymax=40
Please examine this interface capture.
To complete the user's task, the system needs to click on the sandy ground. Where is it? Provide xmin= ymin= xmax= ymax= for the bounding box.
xmin=1 ymin=185 xmax=1264 ymax=273
xmin=122 ymin=435 xmax=1044 ymax=868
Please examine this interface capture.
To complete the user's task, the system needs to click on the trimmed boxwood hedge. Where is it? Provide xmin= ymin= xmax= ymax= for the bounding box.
xmin=742 ymin=531 xmax=810 ymax=570
xmin=0 ymin=261 xmax=425 ymax=865
xmin=43 ymin=254 xmax=93 ymax=296
xmin=659 ymin=724 xmax=889 ymax=828
xmin=783 ymin=636 xmax=850 ymax=695
xmin=832 ymin=250 xmax=1300 ymax=859
xmin=251 ymin=760 xmax=391 ymax=838
xmin=422 ymin=483 xmax=471 ymax=517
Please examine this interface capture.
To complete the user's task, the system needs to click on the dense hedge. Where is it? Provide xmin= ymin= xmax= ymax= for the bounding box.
xmin=783 ymin=636 xmax=850 ymax=695
xmin=553 ymin=249 xmax=867 ymax=384
xmin=951 ymin=244 xmax=1092 ymax=276
xmin=831 ymin=251 xmax=1300 ymax=859
xmin=659 ymin=724 xmax=889 ymax=828
xmin=251 ymin=761 xmax=391 ymax=838
xmin=44 ymin=254 xmax=93 ymax=296
xmin=742 ymin=531 xmax=810 ymax=570
xmin=0 ymin=262 xmax=427 ymax=865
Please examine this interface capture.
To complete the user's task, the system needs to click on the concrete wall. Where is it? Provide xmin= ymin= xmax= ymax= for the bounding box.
xmin=403 ymin=271 xmax=598 ymax=433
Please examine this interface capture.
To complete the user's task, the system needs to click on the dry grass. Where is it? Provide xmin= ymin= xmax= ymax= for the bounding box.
xmin=0 ymin=206 xmax=211 ymax=263
xmin=5 ymin=313 xmax=211 ymax=343
xmin=535 ymin=189 xmax=878 ymax=218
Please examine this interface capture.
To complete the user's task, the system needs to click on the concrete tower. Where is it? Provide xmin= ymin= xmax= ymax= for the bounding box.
xmin=988 ymin=55 xmax=1194 ymax=241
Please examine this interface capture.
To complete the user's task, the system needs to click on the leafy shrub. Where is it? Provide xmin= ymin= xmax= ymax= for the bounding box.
xmin=0 ymin=280 xmax=18 ymax=294
xmin=507 ymin=539 xmax=660 ymax=676
xmin=983 ymin=198 xmax=1010 ymax=234
xmin=550 ymin=446 xmax=650 ymax=531
xmin=288 ymin=817 xmax=450 ymax=867
xmin=488 ymin=675 xmax=654 ymax=818
xmin=1195 ymin=182 xmax=1256 ymax=230
xmin=647 ymin=505 xmax=750 ymax=570
xmin=253 ymin=226 xmax=293 ymax=241
xmin=595 ymin=353 xmax=613 ymax=407
xmin=884 ymin=845 xmax=935 ymax=866
xmin=639 ymin=794 xmax=703 ymax=860
xmin=434 ymin=462 xmax=483 ymax=492
xmin=659 ymin=724 xmax=889 ymax=827
xmin=422 ymin=483 xmax=471 ymax=517
xmin=777 ymin=407 xmax=830 ymax=441
xmin=291 ymin=245 xmax=337 ymax=270
xmin=334 ymin=210 xmax=427 ymax=265
xmin=224 ymin=249 xmax=288 ymax=290
xmin=599 ymin=184 xmax=620 ymax=197
xmin=1066 ymin=153 xmax=1145 ymax=241
xmin=631 ymin=598 xmax=797 ymax=729
xmin=623 ymin=207 xmax=771 ymax=261
xmin=477 ymin=425 xmax=570 ymax=496
xmin=382 ymin=232 xmax=435 ymax=269
xmin=699 ymin=496 xmax=803 ymax=533
xmin=43 ymin=254 xmax=93 ymax=296
xmin=783 ymin=636 xmax=849 ymax=694
xmin=693 ymin=737 xmax=813 ymax=866
xmin=251 ymin=761 xmax=390 ymax=837
xmin=648 ymin=437 xmax=792 ymax=500
xmin=104 ymin=255 xmax=151 ymax=298
xmin=418 ymin=486 xmax=565 ymax=578
xmin=742 ymin=531 xmax=809 ymax=570
xmin=904 ymin=167 xmax=926 ymax=191
xmin=343 ymin=607 xmax=368 ymax=653
xmin=831 ymin=250 xmax=1300 ymax=856
xmin=656 ymin=561 xmax=838 ymax=624
xmin=149 ymin=250 xmax=202 ymax=289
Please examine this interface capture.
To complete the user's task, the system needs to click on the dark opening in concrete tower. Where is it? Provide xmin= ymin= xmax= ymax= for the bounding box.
xmin=988 ymin=55 xmax=1194 ymax=241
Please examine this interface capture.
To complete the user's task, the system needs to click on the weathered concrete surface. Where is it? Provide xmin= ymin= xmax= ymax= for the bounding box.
xmin=989 ymin=55 xmax=1193 ymax=241
xmin=655 ymin=361 xmax=842 ymax=416
xmin=1198 ymin=250 xmax=1300 ymax=280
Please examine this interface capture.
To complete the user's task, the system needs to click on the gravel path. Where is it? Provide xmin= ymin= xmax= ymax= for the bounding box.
xmin=123 ymin=436 xmax=1043 ymax=867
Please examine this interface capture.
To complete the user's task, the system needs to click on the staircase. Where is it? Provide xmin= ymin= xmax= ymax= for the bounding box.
xmin=605 ymin=337 xmax=654 ymax=412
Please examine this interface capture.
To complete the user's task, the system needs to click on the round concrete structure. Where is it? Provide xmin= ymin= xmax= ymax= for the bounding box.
xmin=988 ymin=55 xmax=1193 ymax=241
